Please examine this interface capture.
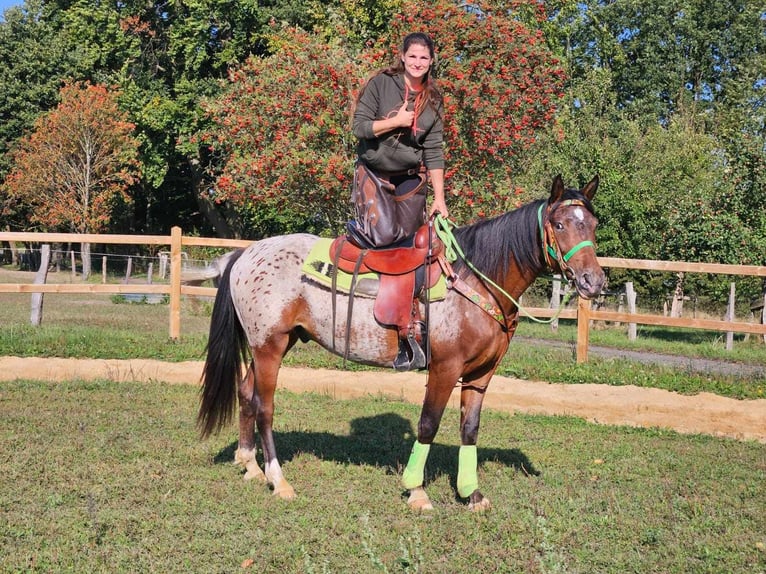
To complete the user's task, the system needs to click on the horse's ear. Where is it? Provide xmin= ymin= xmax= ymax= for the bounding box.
xmin=581 ymin=175 xmax=599 ymax=200
xmin=549 ymin=174 xmax=565 ymax=203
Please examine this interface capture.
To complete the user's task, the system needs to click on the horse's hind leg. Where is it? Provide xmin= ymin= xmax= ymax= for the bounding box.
xmin=234 ymin=360 xmax=267 ymax=483
xmin=252 ymin=336 xmax=296 ymax=500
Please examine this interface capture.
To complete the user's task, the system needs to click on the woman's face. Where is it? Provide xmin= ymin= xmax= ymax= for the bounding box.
xmin=401 ymin=43 xmax=433 ymax=84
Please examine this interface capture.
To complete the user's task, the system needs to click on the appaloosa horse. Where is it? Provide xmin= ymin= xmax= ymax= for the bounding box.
xmin=198 ymin=175 xmax=605 ymax=511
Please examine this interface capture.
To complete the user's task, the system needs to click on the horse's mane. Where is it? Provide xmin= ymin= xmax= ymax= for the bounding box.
xmin=452 ymin=189 xmax=593 ymax=283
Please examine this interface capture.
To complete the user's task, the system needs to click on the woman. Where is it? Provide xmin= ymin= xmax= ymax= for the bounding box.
xmin=349 ymin=32 xmax=448 ymax=248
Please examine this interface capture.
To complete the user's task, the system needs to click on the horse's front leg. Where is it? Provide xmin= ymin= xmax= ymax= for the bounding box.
xmin=402 ymin=373 xmax=455 ymax=511
xmin=459 ymin=382 xmax=491 ymax=512
xmin=234 ymin=360 xmax=267 ymax=483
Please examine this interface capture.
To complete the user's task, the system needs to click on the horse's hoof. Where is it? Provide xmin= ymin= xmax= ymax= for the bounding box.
xmin=243 ymin=464 xmax=267 ymax=483
xmin=468 ymin=495 xmax=491 ymax=512
xmin=407 ymin=487 xmax=434 ymax=512
xmin=273 ymin=484 xmax=296 ymax=500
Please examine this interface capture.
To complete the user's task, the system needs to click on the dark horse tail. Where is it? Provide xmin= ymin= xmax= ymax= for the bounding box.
xmin=197 ymin=248 xmax=248 ymax=438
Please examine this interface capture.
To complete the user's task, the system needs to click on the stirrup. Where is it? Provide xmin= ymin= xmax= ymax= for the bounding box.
xmin=394 ymin=331 xmax=426 ymax=372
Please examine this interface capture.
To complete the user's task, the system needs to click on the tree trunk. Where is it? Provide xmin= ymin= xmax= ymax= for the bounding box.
xmin=189 ymin=157 xmax=242 ymax=238
xmin=5 ymin=225 xmax=19 ymax=265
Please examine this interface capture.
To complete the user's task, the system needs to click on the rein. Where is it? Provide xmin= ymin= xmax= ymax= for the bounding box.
xmin=434 ymin=205 xmax=585 ymax=326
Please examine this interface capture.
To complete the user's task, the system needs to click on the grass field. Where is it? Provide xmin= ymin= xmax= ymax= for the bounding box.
xmin=1 ymin=379 xmax=764 ymax=573
xmin=1 ymin=268 xmax=765 ymax=572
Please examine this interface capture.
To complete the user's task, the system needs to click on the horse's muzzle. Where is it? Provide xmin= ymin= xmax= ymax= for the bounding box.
xmin=574 ymin=267 xmax=606 ymax=299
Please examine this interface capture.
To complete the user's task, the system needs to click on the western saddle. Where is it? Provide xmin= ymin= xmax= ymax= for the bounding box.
xmin=329 ymin=224 xmax=443 ymax=371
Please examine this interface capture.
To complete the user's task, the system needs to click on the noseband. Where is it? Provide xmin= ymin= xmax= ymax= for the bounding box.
xmin=537 ymin=200 xmax=596 ymax=275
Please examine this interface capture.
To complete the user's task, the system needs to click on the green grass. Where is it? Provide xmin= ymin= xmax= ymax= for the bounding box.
xmin=1 ymin=379 xmax=763 ymax=573
xmin=519 ymin=318 xmax=766 ymax=367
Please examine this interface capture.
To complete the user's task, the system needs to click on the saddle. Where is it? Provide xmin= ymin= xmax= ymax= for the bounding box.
xmin=329 ymin=224 xmax=444 ymax=371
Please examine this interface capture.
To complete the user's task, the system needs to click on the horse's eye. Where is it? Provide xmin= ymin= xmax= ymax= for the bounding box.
xmin=554 ymin=222 xmax=564 ymax=231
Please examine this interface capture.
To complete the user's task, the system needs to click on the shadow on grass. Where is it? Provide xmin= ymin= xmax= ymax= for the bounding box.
xmin=214 ymin=412 xmax=539 ymax=479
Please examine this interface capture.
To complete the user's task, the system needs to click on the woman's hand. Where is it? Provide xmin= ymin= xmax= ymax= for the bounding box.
xmin=427 ymin=168 xmax=449 ymax=219
xmin=429 ymin=197 xmax=449 ymax=219
xmin=371 ymin=101 xmax=414 ymax=137
xmin=393 ymin=101 xmax=415 ymax=128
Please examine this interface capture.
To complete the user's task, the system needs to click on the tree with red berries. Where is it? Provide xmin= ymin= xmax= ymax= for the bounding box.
xmin=199 ymin=0 xmax=563 ymax=233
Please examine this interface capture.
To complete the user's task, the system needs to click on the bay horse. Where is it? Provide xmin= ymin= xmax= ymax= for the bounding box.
xmin=198 ymin=175 xmax=605 ymax=511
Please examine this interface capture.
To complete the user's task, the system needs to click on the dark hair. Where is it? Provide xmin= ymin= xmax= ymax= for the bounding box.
xmin=354 ymin=32 xmax=442 ymax=118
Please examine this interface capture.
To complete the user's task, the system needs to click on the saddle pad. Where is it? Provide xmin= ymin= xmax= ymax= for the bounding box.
xmin=301 ymin=238 xmax=447 ymax=301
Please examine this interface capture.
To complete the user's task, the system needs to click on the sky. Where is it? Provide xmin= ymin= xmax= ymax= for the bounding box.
xmin=0 ymin=1 xmax=20 ymax=17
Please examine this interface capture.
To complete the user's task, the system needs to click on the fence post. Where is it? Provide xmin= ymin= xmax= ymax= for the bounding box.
xmin=576 ymin=295 xmax=591 ymax=363
xmin=762 ymin=293 xmax=766 ymax=345
xmin=550 ymin=274 xmax=561 ymax=332
xmin=31 ymin=244 xmax=51 ymax=327
xmin=725 ymin=282 xmax=735 ymax=351
xmin=169 ymin=226 xmax=182 ymax=339
xmin=626 ymin=282 xmax=637 ymax=341
xmin=124 ymin=257 xmax=133 ymax=284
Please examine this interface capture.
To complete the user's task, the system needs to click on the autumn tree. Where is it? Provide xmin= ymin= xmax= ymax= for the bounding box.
xmin=3 ymin=81 xmax=141 ymax=278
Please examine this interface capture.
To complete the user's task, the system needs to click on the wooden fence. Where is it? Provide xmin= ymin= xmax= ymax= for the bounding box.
xmin=1 ymin=228 xmax=765 ymax=363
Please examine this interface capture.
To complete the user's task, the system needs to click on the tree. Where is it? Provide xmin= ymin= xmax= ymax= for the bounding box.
xmin=199 ymin=0 xmax=564 ymax=234
xmin=198 ymin=25 xmax=359 ymax=236
xmin=556 ymin=0 xmax=766 ymax=123
xmin=3 ymin=82 xmax=141 ymax=278
xmin=0 ymin=0 xmax=90 ymax=179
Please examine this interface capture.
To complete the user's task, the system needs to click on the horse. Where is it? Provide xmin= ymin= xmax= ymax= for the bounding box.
xmin=198 ymin=174 xmax=605 ymax=511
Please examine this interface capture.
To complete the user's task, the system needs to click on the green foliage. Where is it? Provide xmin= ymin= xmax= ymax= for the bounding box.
xmin=516 ymin=63 xmax=765 ymax=303
xmin=0 ymin=1 xmax=88 ymax=178
xmin=559 ymin=0 xmax=766 ymax=123
xmin=307 ymin=0 xmax=403 ymax=49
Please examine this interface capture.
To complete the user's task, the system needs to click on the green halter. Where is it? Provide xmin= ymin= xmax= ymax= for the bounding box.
xmin=537 ymin=200 xmax=596 ymax=269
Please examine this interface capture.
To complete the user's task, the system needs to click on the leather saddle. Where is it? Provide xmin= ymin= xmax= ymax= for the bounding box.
xmin=329 ymin=224 xmax=444 ymax=370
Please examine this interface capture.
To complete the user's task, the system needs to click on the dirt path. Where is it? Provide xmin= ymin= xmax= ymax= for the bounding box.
xmin=1 ymin=356 xmax=764 ymax=443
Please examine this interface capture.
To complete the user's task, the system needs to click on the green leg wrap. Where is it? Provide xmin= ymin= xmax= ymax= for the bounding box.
xmin=457 ymin=445 xmax=479 ymax=498
xmin=401 ymin=441 xmax=431 ymax=490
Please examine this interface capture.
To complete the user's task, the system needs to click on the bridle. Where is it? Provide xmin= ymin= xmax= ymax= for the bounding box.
xmin=537 ymin=199 xmax=596 ymax=277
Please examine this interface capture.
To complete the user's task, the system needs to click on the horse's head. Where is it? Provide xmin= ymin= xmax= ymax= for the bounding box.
xmin=540 ymin=175 xmax=605 ymax=299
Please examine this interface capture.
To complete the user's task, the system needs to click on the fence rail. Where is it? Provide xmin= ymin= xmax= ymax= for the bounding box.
xmin=2 ymin=229 xmax=765 ymax=362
